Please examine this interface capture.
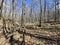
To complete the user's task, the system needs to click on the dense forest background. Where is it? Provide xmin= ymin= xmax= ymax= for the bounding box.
xmin=0 ymin=0 xmax=60 ymax=45
xmin=0 ymin=0 xmax=60 ymax=26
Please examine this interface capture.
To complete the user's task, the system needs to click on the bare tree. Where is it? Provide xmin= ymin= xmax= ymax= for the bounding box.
xmin=56 ymin=0 xmax=59 ymax=22
xmin=39 ymin=0 xmax=42 ymax=27
xmin=54 ymin=0 xmax=57 ymax=23
xmin=53 ymin=0 xmax=58 ymax=23
xmin=12 ymin=0 xmax=15 ymax=26
xmin=47 ymin=0 xmax=50 ymax=22
xmin=12 ymin=0 xmax=17 ymax=27
xmin=21 ymin=0 xmax=26 ymax=26
xmin=44 ymin=0 xmax=46 ymax=23
xmin=29 ymin=0 xmax=34 ymax=23
xmin=0 ymin=0 xmax=4 ymax=19
xmin=34 ymin=12 xmax=37 ymax=22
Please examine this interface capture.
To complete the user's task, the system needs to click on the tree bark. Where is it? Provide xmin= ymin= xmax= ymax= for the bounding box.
xmin=0 ymin=0 xmax=4 ymax=19
xmin=39 ymin=0 xmax=42 ymax=27
xmin=54 ymin=0 xmax=57 ymax=23
xmin=21 ymin=0 xmax=26 ymax=26
xmin=44 ymin=0 xmax=46 ymax=23
xmin=47 ymin=0 xmax=50 ymax=22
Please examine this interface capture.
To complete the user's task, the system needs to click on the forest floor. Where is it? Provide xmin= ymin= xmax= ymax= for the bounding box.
xmin=0 ymin=28 xmax=58 ymax=45
xmin=0 ymin=19 xmax=60 ymax=45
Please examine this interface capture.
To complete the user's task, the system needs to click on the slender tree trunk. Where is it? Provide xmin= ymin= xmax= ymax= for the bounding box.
xmin=47 ymin=0 xmax=50 ymax=22
xmin=12 ymin=0 xmax=15 ymax=26
xmin=54 ymin=0 xmax=57 ymax=23
xmin=0 ymin=0 xmax=4 ymax=19
xmin=12 ymin=0 xmax=16 ymax=28
xmin=39 ymin=0 xmax=42 ymax=27
xmin=21 ymin=0 xmax=26 ymax=26
xmin=21 ymin=0 xmax=26 ymax=45
xmin=34 ymin=12 xmax=37 ymax=22
xmin=57 ymin=0 xmax=59 ymax=22
xmin=44 ymin=0 xmax=46 ymax=23
xmin=29 ymin=0 xmax=33 ymax=23
xmin=29 ymin=8 xmax=32 ymax=23
xmin=4 ymin=0 xmax=7 ymax=18
xmin=58 ymin=7 xmax=59 ymax=22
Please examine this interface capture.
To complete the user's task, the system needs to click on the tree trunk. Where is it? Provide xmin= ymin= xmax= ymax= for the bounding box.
xmin=39 ymin=0 xmax=42 ymax=27
xmin=29 ymin=0 xmax=33 ymax=23
xmin=47 ymin=0 xmax=50 ymax=22
xmin=0 ymin=0 xmax=4 ymax=19
xmin=21 ymin=0 xmax=26 ymax=26
xmin=44 ymin=0 xmax=46 ymax=23
xmin=54 ymin=0 xmax=57 ymax=23
xmin=12 ymin=0 xmax=15 ymax=26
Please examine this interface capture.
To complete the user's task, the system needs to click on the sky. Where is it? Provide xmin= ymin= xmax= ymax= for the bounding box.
xmin=3 ymin=0 xmax=55 ymax=16
xmin=7 ymin=0 xmax=52 ymax=7
xmin=7 ymin=0 xmax=54 ymax=10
